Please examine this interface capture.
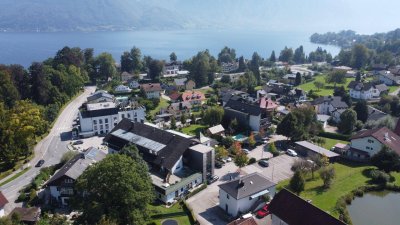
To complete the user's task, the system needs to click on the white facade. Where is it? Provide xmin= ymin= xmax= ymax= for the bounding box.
xmin=0 ymin=208 xmax=4 ymax=217
xmin=114 ymin=85 xmax=132 ymax=93
xmin=350 ymin=136 xmax=382 ymax=157
xmin=316 ymin=101 xmax=335 ymax=115
xmin=128 ymin=80 xmax=140 ymax=89
xmin=219 ymin=186 xmax=276 ymax=217
xmin=349 ymin=87 xmax=373 ymax=100
xmin=79 ymin=107 xmax=145 ymax=137
xmin=145 ymin=90 xmax=161 ymax=99
xmin=249 ymin=115 xmax=261 ymax=131
xmin=158 ymin=175 xmax=203 ymax=203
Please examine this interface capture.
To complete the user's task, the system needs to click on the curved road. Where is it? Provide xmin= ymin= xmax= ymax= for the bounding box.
xmin=0 ymin=86 xmax=96 ymax=214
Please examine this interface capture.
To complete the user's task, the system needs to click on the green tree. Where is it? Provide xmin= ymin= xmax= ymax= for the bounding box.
xmin=180 ymin=113 xmax=187 ymax=125
xmin=338 ymin=109 xmax=357 ymax=134
xmin=351 ymin=44 xmax=369 ymax=69
xmin=203 ymin=107 xmax=224 ymax=126
xmin=238 ymin=56 xmax=247 ymax=72
xmin=250 ymin=52 xmax=262 ymax=82
xmin=215 ymin=146 xmax=229 ymax=160
xmin=355 ymin=72 xmax=361 ymax=82
xmin=0 ymin=70 xmax=20 ymax=108
xmin=190 ymin=114 xmax=196 ymax=124
xmin=371 ymin=146 xmax=400 ymax=173
xmin=130 ymin=46 xmax=143 ymax=73
xmin=170 ymin=116 xmax=177 ymax=129
xmin=248 ymin=132 xmax=256 ymax=148
xmin=268 ymin=142 xmax=279 ymax=157
xmin=221 ymin=75 xmax=231 ymax=83
xmin=148 ymin=59 xmax=164 ymax=81
xmin=279 ymin=46 xmax=294 ymax=62
xmin=314 ymin=81 xmax=324 ymax=91
xmin=169 ymin=52 xmax=177 ymax=62
xmin=325 ymin=70 xmax=346 ymax=87
xmin=189 ymin=50 xmax=218 ymax=87
xmin=295 ymin=72 xmax=302 ymax=86
xmin=269 ymin=50 xmax=276 ymax=62
xmin=354 ymin=100 xmax=369 ymax=123
xmin=277 ymin=113 xmax=298 ymax=140
xmin=289 ymin=170 xmax=305 ymax=195
xmin=218 ymin=46 xmax=236 ymax=63
xmin=74 ymin=154 xmax=154 ymax=225
xmin=319 ymin=166 xmax=335 ymax=189
xmin=120 ymin=51 xmax=133 ymax=73
xmin=293 ymin=45 xmax=306 ymax=64
xmin=234 ymin=152 xmax=248 ymax=169
xmin=94 ymin=52 xmax=117 ymax=81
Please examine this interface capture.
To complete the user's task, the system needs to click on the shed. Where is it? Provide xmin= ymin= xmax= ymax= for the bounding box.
xmin=294 ymin=141 xmax=339 ymax=161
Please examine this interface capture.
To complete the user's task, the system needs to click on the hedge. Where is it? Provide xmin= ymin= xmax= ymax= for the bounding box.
xmin=318 ymin=131 xmax=350 ymax=141
xmin=185 ymin=184 xmax=207 ymax=200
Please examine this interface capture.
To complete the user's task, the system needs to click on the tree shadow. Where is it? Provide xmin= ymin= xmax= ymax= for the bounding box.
xmin=60 ymin=131 xmax=72 ymax=141
xmin=308 ymin=185 xmax=327 ymax=195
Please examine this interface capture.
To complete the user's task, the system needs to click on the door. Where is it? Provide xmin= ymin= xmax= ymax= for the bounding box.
xmin=225 ymin=204 xmax=228 ymax=213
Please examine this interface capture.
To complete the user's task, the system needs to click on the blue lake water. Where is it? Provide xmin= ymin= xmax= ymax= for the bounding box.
xmin=0 ymin=29 xmax=340 ymax=67
xmin=348 ymin=191 xmax=400 ymax=225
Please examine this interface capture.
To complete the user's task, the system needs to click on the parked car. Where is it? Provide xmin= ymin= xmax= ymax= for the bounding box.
xmin=256 ymin=204 xmax=270 ymax=218
xmin=222 ymin=157 xmax=232 ymax=163
xmin=258 ymin=159 xmax=269 ymax=167
xmin=73 ymin=140 xmax=83 ymax=145
xmin=207 ymin=175 xmax=219 ymax=184
xmin=35 ymin=159 xmax=45 ymax=167
xmin=242 ymin=149 xmax=250 ymax=154
xmin=287 ymin=149 xmax=298 ymax=157
xmin=215 ymin=161 xmax=224 ymax=168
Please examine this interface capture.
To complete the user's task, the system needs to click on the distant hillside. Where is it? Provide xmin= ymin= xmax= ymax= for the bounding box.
xmin=0 ymin=0 xmax=190 ymax=32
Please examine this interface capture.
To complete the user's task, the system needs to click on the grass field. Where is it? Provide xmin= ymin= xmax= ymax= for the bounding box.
xmin=298 ymin=75 xmax=355 ymax=96
xmin=181 ymin=124 xmax=208 ymax=136
xmin=319 ymin=137 xmax=349 ymax=150
xmin=277 ymin=161 xmax=400 ymax=218
xmin=149 ymin=98 xmax=170 ymax=117
xmin=148 ymin=202 xmax=191 ymax=225
xmin=388 ymin=86 xmax=399 ymax=94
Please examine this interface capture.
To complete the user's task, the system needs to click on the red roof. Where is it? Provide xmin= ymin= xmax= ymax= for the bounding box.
xmin=181 ymin=91 xmax=205 ymax=102
xmin=0 ymin=191 xmax=9 ymax=208
xmin=259 ymin=97 xmax=278 ymax=110
xmin=140 ymin=83 xmax=162 ymax=92
xmin=169 ymin=92 xmax=181 ymax=101
xmin=351 ymin=127 xmax=400 ymax=155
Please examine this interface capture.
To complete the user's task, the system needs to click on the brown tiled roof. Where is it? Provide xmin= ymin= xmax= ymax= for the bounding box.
xmin=259 ymin=97 xmax=278 ymax=110
xmin=269 ymin=189 xmax=347 ymax=225
xmin=181 ymin=90 xmax=205 ymax=102
xmin=227 ymin=217 xmax=257 ymax=225
xmin=169 ymin=92 xmax=181 ymax=101
xmin=0 ymin=191 xmax=8 ymax=208
xmin=141 ymin=83 xmax=162 ymax=92
xmin=351 ymin=127 xmax=400 ymax=155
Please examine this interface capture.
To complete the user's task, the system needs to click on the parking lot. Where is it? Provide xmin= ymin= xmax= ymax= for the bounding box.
xmin=187 ymin=143 xmax=297 ymax=225
xmin=70 ymin=136 xmax=108 ymax=153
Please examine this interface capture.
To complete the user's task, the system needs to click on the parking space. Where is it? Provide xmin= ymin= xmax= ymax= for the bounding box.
xmin=70 ymin=136 xmax=108 ymax=153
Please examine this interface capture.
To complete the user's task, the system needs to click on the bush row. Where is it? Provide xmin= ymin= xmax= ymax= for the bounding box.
xmin=318 ymin=131 xmax=350 ymax=141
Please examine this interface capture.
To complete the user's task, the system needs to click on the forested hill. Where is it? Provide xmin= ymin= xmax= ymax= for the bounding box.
xmin=0 ymin=0 xmax=189 ymax=32
xmin=310 ymin=29 xmax=400 ymax=49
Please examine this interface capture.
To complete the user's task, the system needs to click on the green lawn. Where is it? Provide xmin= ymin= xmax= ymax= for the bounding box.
xmin=319 ymin=137 xmax=349 ymax=150
xmin=181 ymin=124 xmax=208 ymax=136
xmin=149 ymin=98 xmax=170 ymax=117
xmin=298 ymin=75 xmax=355 ymax=96
xmin=388 ymin=86 xmax=399 ymax=94
xmin=147 ymin=202 xmax=191 ymax=225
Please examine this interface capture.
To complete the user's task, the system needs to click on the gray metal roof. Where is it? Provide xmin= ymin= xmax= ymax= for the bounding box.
xmin=295 ymin=141 xmax=339 ymax=158
xmin=112 ymin=129 xmax=166 ymax=154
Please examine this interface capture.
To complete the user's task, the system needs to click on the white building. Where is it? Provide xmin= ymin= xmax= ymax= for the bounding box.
xmin=45 ymin=148 xmax=106 ymax=206
xmin=78 ymin=101 xmax=145 ymax=137
xmin=141 ymin=83 xmax=162 ymax=99
xmin=114 ymin=85 xmax=132 ymax=93
xmin=86 ymin=90 xmax=114 ymax=103
xmin=127 ymin=79 xmax=140 ymax=89
xmin=313 ymin=96 xmax=349 ymax=115
xmin=218 ymin=173 xmax=276 ymax=217
xmin=348 ymin=81 xmax=388 ymax=100
xmin=378 ymin=71 xmax=400 ymax=86
xmin=221 ymin=62 xmax=239 ymax=73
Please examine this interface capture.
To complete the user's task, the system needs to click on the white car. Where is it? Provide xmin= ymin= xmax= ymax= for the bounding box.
xmin=242 ymin=149 xmax=250 ymax=154
xmin=226 ymin=157 xmax=232 ymax=162
xmin=287 ymin=149 xmax=298 ymax=157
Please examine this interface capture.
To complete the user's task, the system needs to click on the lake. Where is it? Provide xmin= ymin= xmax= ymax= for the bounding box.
xmin=0 ymin=29 xmax=340 ymax=68
xmin=347 ymin=191 xmax=400 ymax=225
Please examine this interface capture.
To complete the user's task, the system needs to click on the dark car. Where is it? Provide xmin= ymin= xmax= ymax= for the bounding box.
xmin=35 ymin=159 xmax=45 ymax=167
xmin=258 ymin=159 xmax=269 ymax=167
xmin=73 ymin=140 xmax=83 ymax=145
xmin=207 ymin=175 xmax=219 ymax=184
xmin=215 ymin=161 xmax=223 ymax=168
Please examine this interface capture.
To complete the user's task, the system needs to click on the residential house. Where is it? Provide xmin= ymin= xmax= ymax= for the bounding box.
xmin=295 ymin=141 xmax=340 ymax=162
xmin=141 ymin=83 xmax=162 ymax=99
xmin=389 ymin=65 xmax=400 ymax=75
xmin=347 ymin=81 xmax=388 ymax=100
xmin=0 ymin=192 xmax=8 ymax=217
xmin=45 ymin=147 xmax=106 ymax=206
xmin=9 ymin=207 xmax=41 ymax=225
xmin=283 ymin=74 xmax=297 ymax=85
xmin=313 ymin=96 xmax=349 ymax=117
xmin=287 ymin=88 xmax=307 ymax=102
xmin=163 ymin=61 xmax=182 ymax=78
xmin=174 ymin=78 xmax=187 ymax=90
xmin=317 ymin=114 xmax=330 ymax=128
xmin=367 ymin=106 xmax=387 ymax=123
xmin=269 ymin=189 xmax=347 ymax=225
xmin=221 ymin=62 xmax=239 ymax=73
xmin=169 ymin=92 xmax=182 ymax=103
xmin=104 ymin=120 xmax=215 ymax=204
xmin=180 ymin=90 xmax=206 ymax=106
xmin=346 ymin=127 xmax=400 ymax=161
xmin=207 ymin=124 xmax=225 ymax=136
xmin=78 ymin=100 xmax=145 ymax=137
xmin=86 ymin=90 xmax=114 ymax=103
xmin=219 ymin=172 xmax=276 ymax=217
xmin=114 ymin=85 xmax=132 ymax=93
xmin=127 ymin=79 xmax=140 ymax=89
xmin=166 ymin=101 xmax=192 ymax=119
xmin=220 ymin=88 xmax=247 ymax=106
xmin=226 ymin=72 xmax=245 ymax=82
xmin=378 ymin=71 xmax=400 ymax=86
xmin=121 ymin=71 xmax=135 ymax=82
xmin=224 ymin=96 xmax=276 ymax=131
xmin=185 ymin=80 xmax=196 ymax=90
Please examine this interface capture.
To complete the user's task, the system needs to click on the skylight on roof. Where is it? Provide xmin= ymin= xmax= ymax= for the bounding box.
xmin=112 ymin=129 xmax=166 ymax=153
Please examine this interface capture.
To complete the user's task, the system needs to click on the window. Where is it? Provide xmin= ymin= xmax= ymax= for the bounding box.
xmin=65 ymin=178 xmax=74 ymax=183
xmin=105 ymin=124 xmax=109 ymax=129
xmin=100 ymin=125 xmax=103 ymax=130
xmin=127 ymin=114 xmax=131 ymax=118
xmin=114 ymin=117 xmax=117 ymax=121
xmin=94 ymin=125 xmax=97 ymax=130
xmin=122 ymin=114 xmax=125 ymax=119
xmin=368 ymin=139 xmax=374 ymax=143
xmin=93 ymin=120 xmax=97 ymax=124
xmin=227 ymin=194 xmax=229 ymax=199
xmin=99 ymin=119 xmax=103 ymax=124
xmin=105 ymin=118 xmax=108 ymax=123
xmin=366 ymin=146 xmax=370 ymax=150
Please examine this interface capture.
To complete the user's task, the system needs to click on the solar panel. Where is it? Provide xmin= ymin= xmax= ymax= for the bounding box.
xmin=112 ymin=129 xmax=166 ymax=153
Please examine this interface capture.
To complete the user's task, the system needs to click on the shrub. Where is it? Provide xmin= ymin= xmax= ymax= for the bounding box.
xmin=247 ymin=158 xmax=256 ymax=165
xmin=319 ymin=166 xmax=336 ymax=189
xmin=318 ymin=131 xmax=350 ymax=141
xmin=369 ymin=169 xmax=390 ymax=184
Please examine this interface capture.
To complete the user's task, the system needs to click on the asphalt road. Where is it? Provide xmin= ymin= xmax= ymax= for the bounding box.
xmin=0 ymin=86 xmax=96 ymax=214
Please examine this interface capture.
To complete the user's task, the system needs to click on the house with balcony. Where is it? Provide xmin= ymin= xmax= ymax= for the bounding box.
xmin=180 ymin=90 xmax=206 ymax=106
xmin=45 ymin=147 xmax=106 ymax=206
xmin=312 ymin=96 xmax=349 ymax=123
xmin=141 ymin=83 xmax=163 ymax=99
xmin=78 ymin=100 xmax=145 ymax=137
xmin=347 ymin=81 xmax=388 ymax=100
xmin=104 ymin=119 xmax=215 ymax=204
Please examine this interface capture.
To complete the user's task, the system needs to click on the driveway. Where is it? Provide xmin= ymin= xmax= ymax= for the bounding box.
xmin=187 ymin=147 xmax=297 ymax=225
xmin=0 ymin=86 xmax=96 ymax=214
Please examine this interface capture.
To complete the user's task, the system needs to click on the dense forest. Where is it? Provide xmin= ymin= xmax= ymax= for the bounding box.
xmin=0 ymin=47 xmax=118 ymax=170
xmin=311 ymin=28 xmax=400 ymax=68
